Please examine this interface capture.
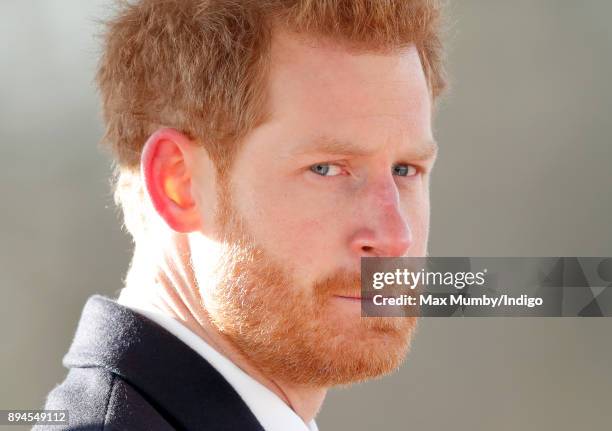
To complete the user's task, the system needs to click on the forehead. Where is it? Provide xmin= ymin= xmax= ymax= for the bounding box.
xmin=265 ymin=29 xmax=432 ymax=141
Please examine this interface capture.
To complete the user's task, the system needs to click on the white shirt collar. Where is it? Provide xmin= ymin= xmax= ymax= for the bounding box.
xmin=117 ymin=299 xmax=318 ymax=431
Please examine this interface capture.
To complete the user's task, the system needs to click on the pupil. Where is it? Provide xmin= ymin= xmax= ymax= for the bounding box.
xmin=315 ymin=164 xmax=329 ymax=175
xmin=395 ymin=165 xmax=408 ymax=176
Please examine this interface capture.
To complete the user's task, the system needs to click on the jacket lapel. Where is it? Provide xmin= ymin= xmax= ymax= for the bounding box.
xmin=63 ymin=295 xmax=265 ymax=431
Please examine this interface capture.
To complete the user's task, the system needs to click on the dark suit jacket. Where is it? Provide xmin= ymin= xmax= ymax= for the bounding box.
xmin=34 ymin=295 xmax=265 ymax=431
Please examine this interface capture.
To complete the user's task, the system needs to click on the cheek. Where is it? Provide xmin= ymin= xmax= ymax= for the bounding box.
xmin=235 ymin=177 xmax=343 ymax=270
xmin=265 ymin=195 xmax=340 ymax=266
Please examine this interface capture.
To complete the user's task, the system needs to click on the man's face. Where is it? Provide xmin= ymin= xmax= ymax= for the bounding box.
xmin=189 ymin=31 xmax=436 ymax=386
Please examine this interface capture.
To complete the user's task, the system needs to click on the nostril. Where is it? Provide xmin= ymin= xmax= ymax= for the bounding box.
xmin=362 ymin=245 xmax=374 ymax=253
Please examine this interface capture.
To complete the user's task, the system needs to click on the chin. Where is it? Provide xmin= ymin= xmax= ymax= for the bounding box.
xmin=296 ymin=316 xmax=417 ymax=387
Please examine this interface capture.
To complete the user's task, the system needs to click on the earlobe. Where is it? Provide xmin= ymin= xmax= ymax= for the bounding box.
xmin=140 ymin=128 xmax=202 ymax=233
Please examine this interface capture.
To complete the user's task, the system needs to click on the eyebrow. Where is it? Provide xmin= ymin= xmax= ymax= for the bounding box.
xmin=293 ymin=135 xmax=439 ymax=161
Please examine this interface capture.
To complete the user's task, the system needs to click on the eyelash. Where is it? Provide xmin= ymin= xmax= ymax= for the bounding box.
xmin=308 ymin=162 xmax=421 ymax=178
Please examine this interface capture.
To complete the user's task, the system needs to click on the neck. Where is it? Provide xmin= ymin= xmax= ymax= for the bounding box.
xmin=117 ymin=234 xmax=326 ymax=424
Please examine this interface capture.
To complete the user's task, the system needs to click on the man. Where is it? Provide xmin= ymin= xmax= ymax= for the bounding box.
xmin=37 ymin=0 xmax=445 ymax=429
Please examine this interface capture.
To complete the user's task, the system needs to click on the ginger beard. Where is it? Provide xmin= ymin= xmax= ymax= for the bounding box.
xmin=194 ymin=176 xmax=417 ymax=387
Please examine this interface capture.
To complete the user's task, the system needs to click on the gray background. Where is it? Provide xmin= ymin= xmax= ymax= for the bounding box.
xmin=1 ymin=1 xmax=611 ymax=430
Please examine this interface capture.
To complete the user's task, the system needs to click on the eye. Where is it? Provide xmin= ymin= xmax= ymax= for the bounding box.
xmin=392 ymin=164 xmax=418 ymax=177
xmin=309 ymin=163 xmax=344 ymax=177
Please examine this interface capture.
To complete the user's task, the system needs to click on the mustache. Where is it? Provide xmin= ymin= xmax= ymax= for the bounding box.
xmin=313 ymin=270 xmax=363 ymax=298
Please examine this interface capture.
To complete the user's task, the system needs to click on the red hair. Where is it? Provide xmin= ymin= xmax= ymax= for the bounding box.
xmin=97 ymin=0 xmax=446 ymax=239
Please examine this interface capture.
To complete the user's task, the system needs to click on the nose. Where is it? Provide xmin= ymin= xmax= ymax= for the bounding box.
xmin=349 ymin=180 xmax=413 ymax=258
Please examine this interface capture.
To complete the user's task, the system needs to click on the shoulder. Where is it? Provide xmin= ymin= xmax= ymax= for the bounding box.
xmin=33 ymin=368 xmax=175 ymax=430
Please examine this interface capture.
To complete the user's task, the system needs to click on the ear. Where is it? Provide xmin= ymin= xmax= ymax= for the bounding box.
xmin=140 ymin=128 xmax=202 ymax=233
